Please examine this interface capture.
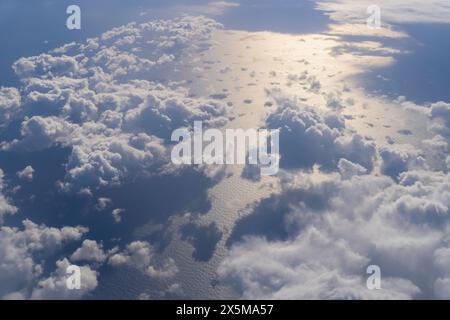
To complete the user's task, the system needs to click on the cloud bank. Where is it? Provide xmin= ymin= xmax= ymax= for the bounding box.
xmin=1 ymin=16 xmax=229 ymax=195
xmin=220 ymin=91 xmax=450 ymax=299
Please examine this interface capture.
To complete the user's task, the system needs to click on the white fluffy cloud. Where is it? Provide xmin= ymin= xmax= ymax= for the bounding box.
xmin=16 ymin=165 xmax=35 ymax=182
xmin=266 ymin=93 xmax=376 ymax=171
xmin=111 ymin=208 xmax=125 ymax=224
xmin=0 ymin=219 xmax=88 ymax=299
xmin=220 ymin=167 xmax=450 ymax=299
xmin=3 ymin=8 xmax=449 ymax=300
xmin=0 ymin=87 xmax=21 ymax=126
xmin=379 ymin=145 xmax=425 ymax=179
xmin=220 ymin=228 xmax=419 ymax=299
xmin=0 ymin=166 xmax=92 ymax=299
xmin=0 ymin=16 xmax=231 ymax=300
xmin=108 ymin=241 xmax=178 ymax=279
xmin=70 ymin=239 xmax=107 ymax=264
xmin=30 ymin=258 xmax=98 ymax=300
xmin=13 ymin=16 xmax=222 ymax=80
xmin=1 ymin=16 xmax=230 ymax=194
xmin=0 ymin=170 xmax=17 ymax=224
xmin=220 ymin=85 xmax=450 ymax=299
xmin=430 ymin=102 xmax=450 ymax=138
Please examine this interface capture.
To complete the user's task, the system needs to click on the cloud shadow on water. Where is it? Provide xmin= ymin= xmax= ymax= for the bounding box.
xmin=226 ymin=187 xmax=331 ymax=247
xmin=180 ymin=222 xmax=222 ymax=261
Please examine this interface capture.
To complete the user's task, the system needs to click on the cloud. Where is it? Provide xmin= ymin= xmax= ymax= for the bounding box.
xmin=337 ymin=158 xmax=367 ymax=180
xmin=1 ymin=220 xmax=177 ymax=299
xmin=315 ymin=0 xmax=450 ymax=25
xmin=0 ymin=169 xmax=17 ymax=224
xmin=173 ymin=1 xmax=240 ymax=17
xmin=220 ymin=228 xmax=419 ymax=299
xmin=325 ymin=23 xmax=407 ymax=38
xmin=3 ymin=17 xmax=378 ymax=301
xmin=0 ymin=87 xmax=21 ymax=126
xmin=2 ymin=8 xmax=449 ymax=301
xmin=265 ymin=92 xmax=376 ymax=171
xmin=379 ymin=145 xmax=425 ymax=180
xmin=431 ymin=102 xmax=450 ymax=126
xmin=14 ymin=16 xmax=222 ymax=80
xmin=422 ymin=135 xmax=449 ymax=172
xmin=112 ymin=208 xmax=125 ymax=223
xmin=430 ymin=102 xmax=450 ymax=137
xmin=2 ymin=115 xmax=169 ymax=195
xmin=108 ymin=241 xmax=178 ymax=279
xmin=221 ymin=166 xmax=450 ymax=299
xmin=30 ymin=258 xmax=98 ymax=300
xmin=16 ymin=165 xmax=35 ymax=182
xmin=94 ymin=197 xmax=112 ymax=211
xmin=0 ymin=219 xmax=87 ymax=299
xmin=2 ymin=16 xmax=230 ymax=194
xmin=70 ymin=239 xmax=107 ymax=264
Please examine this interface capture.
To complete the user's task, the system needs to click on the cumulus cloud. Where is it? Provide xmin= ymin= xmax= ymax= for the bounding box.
xmin=0 ymin=87 xmax=21 ymax=126
xmin=30 ymin=258 xmax=98 ymax=300
xmin=112 ymin=208 xmax=125 ymax=223
xmin=220 ymin=228 xmax=419 ymax=299
xmin=95 ymin=197 xmax=112 ymax=211
xmin=2 ymin=114 xmax=169 ymax=195
xmin=337 ymin=158 xmax=367 ymax=180
xmin=70 ymin=239 xmax=107 ymax=264
xmin=3 ymin=8 xmax=449 ymax=301
xmin=395 ymin=101 xmax=450 ymax=173
xmin=108 ymin=241 xmax=178 ymax=279
xmin=16 ymin=166 xmax=35 ymax=182
xmin=265 ymin=93 xmax=376 ymax=171
xmin=1 ymin=220 xmax=177 ymax=299
xmin=14 ymin=16 xmax=222 ymax=80
xmin=379 ymin=145 xmax=425 ymax=180
xmin=0 ymin=219 xmax=87 ymax=299
xmin=1 ymin=16 xmax=230 ymax=194
xmin=0 ymin=15 xmax=237 ymax=300
xmin=430 ymin=102 xmax=450 ymax=137
xmin=220 ymin=165 xmax=450 ymax=299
